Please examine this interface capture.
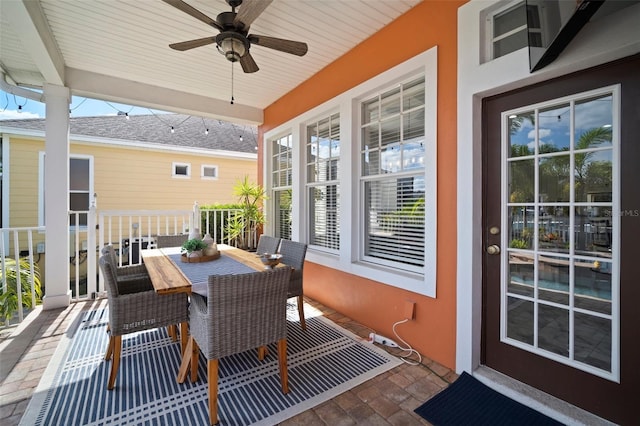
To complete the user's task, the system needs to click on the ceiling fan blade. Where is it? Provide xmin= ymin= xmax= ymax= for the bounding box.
xmin=169 ymin=37 xmax=216 ymax=51
xmin=233 ymin=0 xmax=273 ymax=30
xmin=240 ymin=52 xmax=259 ymax=73
xmin=248 ymin=34 xmax=308 ymax=56
xmin=162 ymin=0 xmax=223 ymax=31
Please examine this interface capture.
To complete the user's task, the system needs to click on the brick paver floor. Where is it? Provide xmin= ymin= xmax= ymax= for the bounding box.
xmin=0 ymin=297 xmax=454 ymax=425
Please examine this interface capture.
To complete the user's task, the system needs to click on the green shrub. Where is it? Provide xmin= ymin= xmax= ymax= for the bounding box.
xmin=0 ymin=258 xmax=42 ymax=325
xmin=509 ymin=239 xmax=529 ymax=249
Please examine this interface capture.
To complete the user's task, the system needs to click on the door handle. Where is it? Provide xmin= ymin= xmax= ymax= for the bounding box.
xmin=486 ymin=244 xmax=501 ymax=255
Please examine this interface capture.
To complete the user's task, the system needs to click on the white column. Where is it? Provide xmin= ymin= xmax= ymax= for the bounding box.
xmin=42 ymin=83 xmax=72 ymax=310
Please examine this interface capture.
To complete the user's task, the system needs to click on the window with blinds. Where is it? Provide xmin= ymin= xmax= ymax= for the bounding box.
xmin=360 ymin=77 xmax=426 ymax=272
xmin=271 ymin=134 xmax=293 ymax=239
xmin=306 ymin=113 xmax=340 ymax=250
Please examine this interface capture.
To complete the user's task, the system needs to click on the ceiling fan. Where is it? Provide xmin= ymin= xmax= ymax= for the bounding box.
xmin=162 ymin=0 xmax=308 ymax=73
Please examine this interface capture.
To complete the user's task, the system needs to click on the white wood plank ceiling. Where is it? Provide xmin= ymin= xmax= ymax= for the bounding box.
xmin=0 ymin=0 xmax=420 ymax=124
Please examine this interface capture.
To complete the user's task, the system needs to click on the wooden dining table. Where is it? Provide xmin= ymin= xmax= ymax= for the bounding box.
xmin=140 ymin=244 xmax=286 ymax=382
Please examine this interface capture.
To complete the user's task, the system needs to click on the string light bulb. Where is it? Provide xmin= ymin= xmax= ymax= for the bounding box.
xmin=239 ymin=134 xmax=243 ymax=141
xmin=170 ymin=126 xmax=175 ymax=134
xmin=202 ymin=117 xmax=209 ymax=135
xmin=125 ymin=112 xmax=130 ymax=120
xmin=14 ymin=95 xmax=27 ymax=113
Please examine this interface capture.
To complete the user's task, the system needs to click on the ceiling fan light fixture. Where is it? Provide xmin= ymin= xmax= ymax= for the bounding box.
xmin=216 ymin=32 xmax=248 ymax=62
xmin=164 ymin=0 xmax=308 ymax=73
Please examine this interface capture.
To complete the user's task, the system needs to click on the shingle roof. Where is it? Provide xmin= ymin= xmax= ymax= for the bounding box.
xmin=0 ymin=114 xmax=258 ymax=154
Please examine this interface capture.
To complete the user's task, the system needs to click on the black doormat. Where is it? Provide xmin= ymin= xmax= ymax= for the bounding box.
xmin=414 ymin=372 xmax=565 ymax=426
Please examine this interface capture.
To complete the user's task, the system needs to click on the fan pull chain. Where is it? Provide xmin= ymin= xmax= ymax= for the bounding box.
xmin=230 ymin=62 xmax=235 ymax=105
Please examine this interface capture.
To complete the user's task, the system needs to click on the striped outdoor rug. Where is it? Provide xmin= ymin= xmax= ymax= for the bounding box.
xmin=22 ymin=303 xmax=400 ymax=425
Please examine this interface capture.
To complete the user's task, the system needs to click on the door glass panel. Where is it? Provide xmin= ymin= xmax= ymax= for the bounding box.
xmin=538 ymin=103 xmax=570 ymax=151
xmin=539 ymin=155 xmax=570 ymax=202
xmin=538 ymin=304 xmax=569 ymax=357
xmin=506 ymin=297 xmax=534 ymax=345
xmin=69 ymin=158 xmax=90 ymax=191
xmin=538 ymin=255 xmax=569 ymax=305
xmin=574 ymin=150 xmax=612 ymax=202
xmin=502 ymin=88 xmax=618 ymax=379
xmin=538 ymin=205 xmax=569 ymax=254
xmin=575 ymin=260 xmax=612 ymax=315
xmin=574 ymin=312 xmax=611 ymax=371
xmin=509 ymin=160 xmax=534 ymax=202
xmin=575 ymin=207 xmax=613 ymax=257
xmin=508 ymin=205 xmax=534 ymax=249
xmin=575 ymin=95 xmax=613 ymax=149
xmin=508 ymin=111 xmax=535 ymax=157
xmin=508 ymin=252 xmax=534 ymax=297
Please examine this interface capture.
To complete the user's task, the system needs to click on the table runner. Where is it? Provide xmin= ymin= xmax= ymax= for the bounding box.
xmin=162 ymin=248 xmax=255 ymax=296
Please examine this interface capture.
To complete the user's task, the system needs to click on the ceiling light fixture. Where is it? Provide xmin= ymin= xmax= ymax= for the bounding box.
xmin=216 ymin=32 xmax=248 ymax=63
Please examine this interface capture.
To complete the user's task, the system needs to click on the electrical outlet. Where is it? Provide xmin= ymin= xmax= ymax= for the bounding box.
xmin=404 ymin=300 xmax=416 ymax=320
xmin=37 ymin=242 xmax=45 ymax=253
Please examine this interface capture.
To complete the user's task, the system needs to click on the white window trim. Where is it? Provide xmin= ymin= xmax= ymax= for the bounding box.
xmin=172 ymin=162 xmax=191 ymax=178
xmin=201 ymin=164 xmax=218 ymax=180
xmin=303 ymin=110 xmax=341 ymax=255
xmin=480 ymin=0 xmax=527 ymax=64
xmin=264 ymin=46 xmax=438 ymax=297
xmin=38 ymin=152 xmax=94 ymax=228
xmin=266 ymin=132 xmax=295 ymax=240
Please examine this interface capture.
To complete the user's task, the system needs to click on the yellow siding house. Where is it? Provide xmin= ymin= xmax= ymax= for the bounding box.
xmin=1 ymin=113 xmax=258 ymax=228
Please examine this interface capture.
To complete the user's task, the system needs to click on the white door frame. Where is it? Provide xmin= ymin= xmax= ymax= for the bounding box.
xmin=456 ymin=0 xmax=640 ymax=374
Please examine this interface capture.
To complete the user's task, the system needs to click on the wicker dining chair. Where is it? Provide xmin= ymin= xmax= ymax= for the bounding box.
xmin=279 ymin=239 xmax=309 ymax=330
xmin=156 ymin=234 xmax=189 ymax=249
xmin=100 ymin=245 xmax=152 ymax=294
xmin=256 ymin=234 xmax=281 ymax=255
xmin=99 ymin=255 xmax=189 ymax=390
xmin=186 ymin=267 xmax=292 ymax=426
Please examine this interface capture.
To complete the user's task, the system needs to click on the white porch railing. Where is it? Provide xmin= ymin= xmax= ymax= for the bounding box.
xmin=95 ymin=203 xmax=246 ymax=294
xmin=1 ymin=203 xmax=249 ymax=327
xmin=0 ymin=226 xmax=44 ymax=324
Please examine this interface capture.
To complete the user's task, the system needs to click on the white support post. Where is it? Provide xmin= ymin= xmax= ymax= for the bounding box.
xmin=42 ymin=83 xmax=72 ymax=310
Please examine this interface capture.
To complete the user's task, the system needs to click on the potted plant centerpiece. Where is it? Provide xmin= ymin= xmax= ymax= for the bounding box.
xmin=181 ymin=238 xmax=208 ymax=262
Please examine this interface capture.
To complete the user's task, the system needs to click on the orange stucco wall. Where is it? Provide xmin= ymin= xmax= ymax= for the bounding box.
xmin=259 ymin=0 xmax=465 ymax=369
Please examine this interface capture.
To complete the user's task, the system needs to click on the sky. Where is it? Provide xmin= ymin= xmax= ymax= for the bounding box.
xmin=509 ymin=94 xmax=613 ymax=152
xmin=0 ymin=89 xmax=169 ymax=120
